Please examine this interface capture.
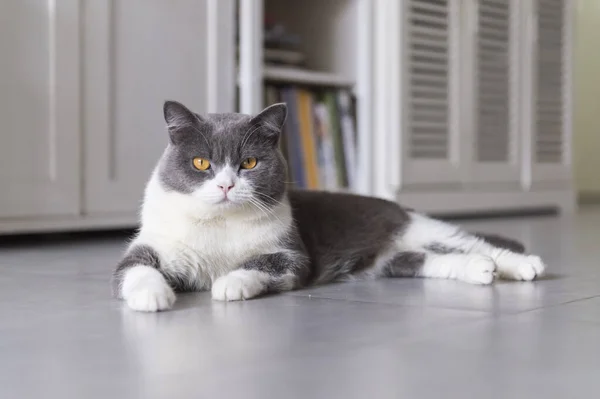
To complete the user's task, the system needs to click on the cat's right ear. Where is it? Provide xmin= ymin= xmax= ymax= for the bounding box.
xmin=163 ymin=100 xmax=204 ymax=144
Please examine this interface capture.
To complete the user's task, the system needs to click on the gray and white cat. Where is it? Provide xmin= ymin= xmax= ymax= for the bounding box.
xmin=113 ymin=101 xmax=545 ymax=312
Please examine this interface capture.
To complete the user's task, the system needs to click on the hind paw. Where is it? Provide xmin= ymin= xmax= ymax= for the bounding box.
xmin=497 ymin=254 xmax=546 ymax=281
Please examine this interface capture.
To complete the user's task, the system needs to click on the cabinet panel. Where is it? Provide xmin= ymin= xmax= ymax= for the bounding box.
xmin=82 ymin=0 xmax=211 ymax=214
xmin=402 ymin=0 xmax=463 ymax=185
xmin=465 ymin=0 xmax=522 ymax=184
xmin=0 ymin=0 xmax=80 ymax=218
xmin=526 ymin=0 xmax=573 ymax=183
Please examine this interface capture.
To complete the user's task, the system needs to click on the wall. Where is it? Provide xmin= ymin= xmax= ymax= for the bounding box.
xmin=573 ymin=0 xmax=600 ymax=200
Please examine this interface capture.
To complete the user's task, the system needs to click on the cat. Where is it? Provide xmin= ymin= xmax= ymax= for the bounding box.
xmin=112 ymin=100 xmax=545 ymax=312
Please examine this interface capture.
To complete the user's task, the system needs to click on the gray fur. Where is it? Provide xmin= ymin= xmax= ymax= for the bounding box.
xmin=241 ymin=251 xmax=310 ymax=292
xmin=384 ymin=252 xmax=427 ymax=277
xmin=475 ymin=233 xmax=526 ymax=254
xmin=112 ymin=244 xmax=161 ymax=296
xmin=288 ymin=190 xmax=411 ymax=284
xmin=424 ymin=243 xmax=464 ymax=255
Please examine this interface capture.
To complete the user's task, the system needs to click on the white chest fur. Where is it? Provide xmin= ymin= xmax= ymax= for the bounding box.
xmin=134 ymin=176 xmax=292 ymax=288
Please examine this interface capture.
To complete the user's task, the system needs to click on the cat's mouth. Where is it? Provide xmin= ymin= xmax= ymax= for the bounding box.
xmin=213 ymin=196 xmax=240 ymax=207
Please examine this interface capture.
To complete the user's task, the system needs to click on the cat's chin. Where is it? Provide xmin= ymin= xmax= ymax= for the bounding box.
xmin=202 ymin=198 xmax=250 ymax=214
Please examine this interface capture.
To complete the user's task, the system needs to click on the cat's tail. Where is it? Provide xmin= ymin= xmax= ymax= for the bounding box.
xmin=473 ymin=232 xmax=526 ymax=254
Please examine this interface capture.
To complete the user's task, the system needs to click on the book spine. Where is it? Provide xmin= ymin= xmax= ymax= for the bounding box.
xmin=314 ymin=102 xmax=338 ymax=190
xmin=297 ymin=89 xmax=320 ymax=189
xmin=324 ymin=91 xmax=347 ymax=188
xmin=337 ymin=90 xmax=357 ymax=190
xmin=280 ymin=87 xmax=306 ymax=188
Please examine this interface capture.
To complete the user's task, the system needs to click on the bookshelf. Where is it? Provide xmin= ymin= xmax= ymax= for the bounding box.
xmin=237 ymin=0 xmax=373 ymax=196
xmin=263 ymin=66 xmax=355 ymax=88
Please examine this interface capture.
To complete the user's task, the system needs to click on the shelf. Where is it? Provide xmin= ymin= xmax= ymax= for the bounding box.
xmin=263 ymin=65 xmax=355 ymax=87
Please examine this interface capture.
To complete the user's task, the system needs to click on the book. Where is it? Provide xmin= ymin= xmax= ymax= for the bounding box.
xmin=265 ymin=85 xmax=357 ymax=192
xmin=279 ymin=87 xmax=306 ymax=188
xmin=323 ymin=91 xmax=348 ymax=188
xmin=313 ymin=102 xmax=338 ymax=190
xmin=337 ymin=91 xmax=357 ymax=190
xmin=297 ymin=89 xmax=320 ymax=189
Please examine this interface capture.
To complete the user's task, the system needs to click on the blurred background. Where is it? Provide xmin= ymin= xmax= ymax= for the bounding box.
xmin=0 ymin=0 xmax=596 ymax=235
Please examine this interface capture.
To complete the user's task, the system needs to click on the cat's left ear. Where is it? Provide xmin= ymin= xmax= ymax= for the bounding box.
xmin=250 ymin=103 xmax=287 ymax=145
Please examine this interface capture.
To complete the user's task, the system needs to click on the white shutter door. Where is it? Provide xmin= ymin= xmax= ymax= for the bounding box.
xmin=402 ymin=0 xmax=462 ymax=185
xmin=527 ymin=0 xmax=573 ymax=183
xmin=465 ymin=0 xmax=521 ymax=184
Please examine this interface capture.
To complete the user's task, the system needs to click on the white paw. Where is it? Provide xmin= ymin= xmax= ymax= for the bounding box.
xmin=512 ymin=255 xmax=546 ymax=281
xmin=122 ymin=265 xmax=176 ymax=312
xmin=212 ymin=270 xmax=265 ymax=301
xmin=497 ymin=254 xmax=546 ymax=281
xmin=461 ymin=255 xmax=496 ymax=285
xmin=127 ymin=284 xmax=176 ymax=312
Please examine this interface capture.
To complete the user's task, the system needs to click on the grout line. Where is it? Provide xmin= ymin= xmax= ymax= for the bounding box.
xmin=285 ymin=292 xmax=495 ymax=315
xmin=512 ymin=294 xmax=600 ymax=315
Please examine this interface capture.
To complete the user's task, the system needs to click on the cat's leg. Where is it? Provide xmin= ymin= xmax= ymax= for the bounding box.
xmin=384 ymin=251 xmax=496 ymax=284
xmin=211 ymin=251 xmax=310 ymax=301
xmin=401 ymin=212 xmax=545 ymax=281
xmin=112 ymin=243 xmax=176 ymax=312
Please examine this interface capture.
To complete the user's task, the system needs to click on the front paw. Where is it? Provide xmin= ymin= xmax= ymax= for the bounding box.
xmin=127 ymin=284 xmax=176 ymax=312
xmin=122 ymin=265 xmax=176 ymax=312
xmin=212 ymin=270 xmax=265 ymax=301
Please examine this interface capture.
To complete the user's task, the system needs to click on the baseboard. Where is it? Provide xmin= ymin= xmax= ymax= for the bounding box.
xmin=0 ymin=214 xmax=138 ymax=236
xmin=578 ymin=192 xmax=600 ymax=205
xmin=396 ymin=188 xmax=576 ymax=217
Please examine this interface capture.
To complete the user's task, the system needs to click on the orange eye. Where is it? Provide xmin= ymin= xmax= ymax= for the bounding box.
xmin=192 ymin=157 xmax=211 ymax=171
xmin=240 ymin=157 xmax=257 ymax=170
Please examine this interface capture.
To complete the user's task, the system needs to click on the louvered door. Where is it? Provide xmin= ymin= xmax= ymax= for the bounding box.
xmin=464 ymin=0 xmax=521 ymax=184
xmin=402 ymin=0 xmax=462 ymax=185
xmin=525 ymin=0 xmax=573 ymax=183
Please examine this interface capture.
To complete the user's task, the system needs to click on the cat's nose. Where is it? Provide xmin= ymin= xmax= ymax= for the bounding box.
xmin=217 ymin=184 xmax=235 ymax=195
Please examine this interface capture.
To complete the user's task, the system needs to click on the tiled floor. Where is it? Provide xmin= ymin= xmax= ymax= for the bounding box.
xmin=1 ymin=207 xmax=600 ymax=399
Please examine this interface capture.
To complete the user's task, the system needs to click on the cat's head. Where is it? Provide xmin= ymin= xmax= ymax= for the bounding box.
xmin=156 ymin=100 xmax=288 ymax=213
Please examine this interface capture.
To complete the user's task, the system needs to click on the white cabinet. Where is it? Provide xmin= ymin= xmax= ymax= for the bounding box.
xmin=0 ymin=0 xmax=80 ymax=218
xmin=0 ymin=0 xmax=234 ymax=233
xmin=400 ymin=0 xmax=463 ymax=186
xmin=373 ymin=0 xmax=575 ymax=214
xmin=466 ymin=0 xmax=522 ymax=185
xmin=0 ymin=0 xmax=575 ymax=233
xmin=527 ymin=0 xmax=573 ymax=184
xmin=400 ymin=0 xmax=523 ymax=187
xmin=82 ymin=0 xmax=218 ymax=214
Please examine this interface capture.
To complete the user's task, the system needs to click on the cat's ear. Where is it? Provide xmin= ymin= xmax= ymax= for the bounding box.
xmin=250 ymin=103 xmax=287 ymax=145
xmin=163 ymin=100 xmax=205 ymax=144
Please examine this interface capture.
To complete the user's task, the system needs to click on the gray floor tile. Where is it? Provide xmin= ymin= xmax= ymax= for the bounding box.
xmin=385 ymin=310 xmax=600 ymax=398
xmin=1 ymin=208 xmax=600 ymax=398
xmin=0 ymin=294 xmax=484 ymax=399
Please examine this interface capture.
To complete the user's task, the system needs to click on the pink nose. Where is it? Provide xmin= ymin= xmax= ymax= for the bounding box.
xmin=217 ymin=184 xmax=235 ymax=194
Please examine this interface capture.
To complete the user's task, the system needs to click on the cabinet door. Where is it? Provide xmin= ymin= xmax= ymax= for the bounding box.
xmin=0 ymin=0 xmax=80 ymax=218
xmin=82 ymin=0 xmax=233 ymax=214
xmin=401 ymin=0 xmax=462 ymax=185
xmin=464 ymin=0 xmax=522 ymax=184
xmin=524 ymin=0 xmax=573 ymax=184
